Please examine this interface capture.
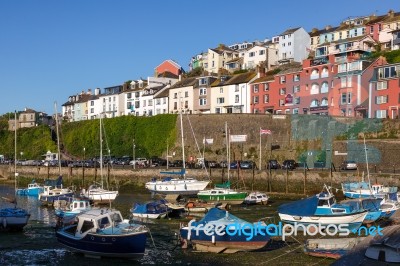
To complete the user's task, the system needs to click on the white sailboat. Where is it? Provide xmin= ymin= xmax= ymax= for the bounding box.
xmin=145 ymin=94 xmax=209 ymax=195
xmin=0 ymin=111 xmax=30 ymax=231
xmin=81 ymin=114 xmax=118 ymax=203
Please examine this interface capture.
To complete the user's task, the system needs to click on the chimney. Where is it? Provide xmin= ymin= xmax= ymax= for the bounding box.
xmin=178 ymin=74 xmax=182 ymax=81
xmin=87 ymin=89 xmax=92 ymax=95
xmin=325 ymin=25 xmax=332 ymax=31
xmin=388 ymin=9 xmax=395 ymax=18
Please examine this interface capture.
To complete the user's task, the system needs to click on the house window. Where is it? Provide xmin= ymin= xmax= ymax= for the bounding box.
xmin=91 ymin=108 xmax=94 ymax=113
xmin=293 ymin=85 xmax=300 ymax=93
xmin=259 ymin=50 xmax=265 ymax=55
xmin=156 ymin=99 xmax=161 ymax=105
xmin=376 ymin=95 xmax=388 ymax=104
xmin=264 ymin=95 xmax=269 ymax=103
xmin=311 ymin=83 xmax=319 ymax=94
xmin=217 ymin=97 xmax=225 ymax=104
xmin=294 ymin=74 xmax=300 ymax=82
xmin=293 ymin=108 xmax=299 ymax=114
xmin=264 ymin=83 xmax=269 ymax=91
xmin=280 ymin=76 xmax=286 ymax=84
xmin=173 ymin=102 xmax=178 ymax=110
xmin=377 ymin=81 xmax=388 ymax=90
xmin=200 ymin=88 xmax=207 ymax=95
xmin=253 ymin=84 xmax=259 ymax=93
xmin=341 ymin=93 xmax=347 ymax=104
xmin=220 ymin=87 xmax=223 ymax=93
xmin=347 ymin=92 xmax=352 ymax=104
xmin=127 ymin=93 xmax=132 ymax=99
xmin=376 ymin=109 xmax=387 ymax=118
xmin=235 ymin=85 xmax=239 ymax=92
xmin=310 ymin=99 xmax=319 ymax=107
xmin=340 ymin=77 xmax=347 ymax=88
xmin=235 ymin=95 xmax=239 ymax=103
xmin=199 ymin=78 xmax=207 ymax=85
xmin=321 ymin=82 xmax=329 ymax=93
xmin=185 ymin=91 xmax=189 ymax=97
xmin=249 ymin=52 xmax=255 ymax=57
xmin=135 ymin=92 xmax=140 ymax=98
xmin=294 ymin=97 xmax=300 ymax=104
xmin=279 ymin=88 xmax=286 ymax=95
xmin=174 ymin=93 xmax=178 ymax=99
xmin=184 ymin=101 xmax=188 ymax=108
xmin=321 ymin=98 xmax=328 ymax=106
xmin=253 ymin=96 xmax=259 ymax=104
xmin=143 ymin=100 xmax=146 ymax=107
xmin=127 ymin=102 xmax=132 ymax=109
xmin=148 ymin=99 xmax=153 ymax=106
xmin=91 ymin=101 xmax=94 ymax=106
xmin=279 ymin=99 xmax=285 ymax=106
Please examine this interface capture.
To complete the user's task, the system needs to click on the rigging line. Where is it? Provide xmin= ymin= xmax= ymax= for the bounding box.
xmin=185 ymin=113 xmax=210 ymax=179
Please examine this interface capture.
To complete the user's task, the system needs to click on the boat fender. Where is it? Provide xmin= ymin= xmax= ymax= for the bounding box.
xmin=212 ymin=235 xmax=215 ymax=244
xmin=186 ymin=202 xmax=194 ymax=208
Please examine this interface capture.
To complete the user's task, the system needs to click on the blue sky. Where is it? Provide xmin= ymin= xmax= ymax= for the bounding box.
xmin=0 ymin=0 xmax=398 ymax=115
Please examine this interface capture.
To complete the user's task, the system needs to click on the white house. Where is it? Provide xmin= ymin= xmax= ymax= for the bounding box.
xmin=278 ymin=27 xmax=311 ymax=63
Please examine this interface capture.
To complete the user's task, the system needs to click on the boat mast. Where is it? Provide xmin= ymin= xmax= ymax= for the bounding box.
xmin=14 ymin=110 xmax=17 ymax=193
xmin=179 ymin=92 xmax=186 ymax=173
xmin=54 ymin=102 xmax=62 ymax=175
xmin=225 ymin=121 xmax=230 ymax=181
xmin=364 ymin=136 xmax=372 ymax=191
xmin=100 ymin=114 xmax=103 ymax=188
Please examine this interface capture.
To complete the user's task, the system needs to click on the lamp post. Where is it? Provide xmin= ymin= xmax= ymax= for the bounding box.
xmin=132 ymin=139 xmax=136 ymax=170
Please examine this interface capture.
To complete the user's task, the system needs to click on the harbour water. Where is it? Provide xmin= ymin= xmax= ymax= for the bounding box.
xmin=0 ymin=184 xmax=330 ymax=266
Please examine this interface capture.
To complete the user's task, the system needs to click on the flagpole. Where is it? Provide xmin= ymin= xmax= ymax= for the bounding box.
xmin=259 ymin=127 xmax=262 ymax=169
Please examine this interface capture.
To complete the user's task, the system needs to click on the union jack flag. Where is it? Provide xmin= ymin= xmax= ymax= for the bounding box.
xmin=260 ymin=128 xmax=272 ymax=135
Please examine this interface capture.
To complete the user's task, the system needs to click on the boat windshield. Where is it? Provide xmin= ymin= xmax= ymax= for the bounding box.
xmin=81 ymin=220 xmax=94 ymax=233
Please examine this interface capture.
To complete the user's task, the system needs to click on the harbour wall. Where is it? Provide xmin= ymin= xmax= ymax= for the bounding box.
xmin=1 ymin=165 xmax=399 ymax=196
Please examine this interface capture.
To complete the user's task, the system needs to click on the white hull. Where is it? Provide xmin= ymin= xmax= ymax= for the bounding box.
xmin=1 ymin=215 xmax=30 ymax=229
xmin=279 ymin=211 xmax=367 ymax=226
xmin=83 ymin=189 xmax=118 ymax=203
xmin=145 ymin=179 xmax=209 ymax=195
xmin=131 ymin=212 xmax=167 ymax=219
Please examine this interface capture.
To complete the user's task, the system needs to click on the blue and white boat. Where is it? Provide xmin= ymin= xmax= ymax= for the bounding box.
xmin=131 ymin=200 xmax=170 ymax=219
xmin=16 ymin=180 xmax=44 ymax=196
xmin=341 ymin=198 xmax=382 ymax=224
xmin=56 ymin=208 xmax=148 ymax=259
xmin=38 ymin=176 xmax=74 ymax=205
xmin=179 ymin=208 xmax=271 ymax=253
xmin=379 ymin=196 xmax=400 ymax=219
xmin=0 ymin=207 xmax=31 ymax=231
xmin=55 ymin=198 xmax=92 ymax=218
xmin=341 ymin=181 xmax=398 ymax=199
xmin=278 ymin=185 xmax=368 ymax=232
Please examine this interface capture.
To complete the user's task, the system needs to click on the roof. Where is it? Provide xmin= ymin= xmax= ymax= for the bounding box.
xmin=155 ymin=59 xmax=182 ymax=71
xmin=153 ymin=87 xmax=170 ymax=99
xmin=169 ymin=77 xmax=198 ymax=89
xmin=365 ymin=15 xmax=386 ymax=25
xmin=157 ymin=71 xmax=179 ymax=79
xmin=309 ymin=26 xmax=339 ymax=37
xmin=279 ymin=27 xmax=301 ymax=36
xmin=223 ymin=71 xmax=256 ymax=85
xmin=21 ymin=108 xmax=36 ymax=113
xmin=250 ymin=75 xmax=275 ymax=84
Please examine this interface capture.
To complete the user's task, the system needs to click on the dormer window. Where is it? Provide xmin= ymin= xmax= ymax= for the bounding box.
xmin=199 ymin=78 xmax=207 ymax=86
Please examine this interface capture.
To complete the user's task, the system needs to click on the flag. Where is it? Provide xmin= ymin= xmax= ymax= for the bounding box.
xmin=260 ymin=128 xmax=272 ymax=135
xmin=203 ymin=138 xmax=214 ymax=145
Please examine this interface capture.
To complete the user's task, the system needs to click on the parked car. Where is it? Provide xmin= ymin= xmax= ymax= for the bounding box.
xmin=229 ymin=161 xmax=239 ymax=169
xmin=170 ymin=160 xmax=183 ymax=168
xmin=281 ymin=159 xmax=297 ymax=170
xmin=240 ymin=160 xmax=257 ymax=169
xmin=219 ymin=160 xmax=228 ymax=168
xmin=129 ymin=158 xmax=148 ymax=166
xmin=149 ymin=157 xmax=167 ymax=167
xmin=341 ymin=160 xmax=357 ymax=170
xmin=267 ymin=159 xmax=280 ymax=169
xmin=208 ymin=161 xmax=220 ymax=168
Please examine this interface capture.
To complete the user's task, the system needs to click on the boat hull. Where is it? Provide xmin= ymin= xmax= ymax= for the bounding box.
xmin=83 ymin=191 xmax=118 ymax=203
xmin=39 ymin=192 xmax=74 ymax=205
xmin=0 ymin=208 xmax=30 ymax=231
xmin=278 ymin=211 xmax=367 ymax=232
xmin=180 ymin=227 xmax=269 ymax=253
xmin=145 ymin=180 xmax=209 ymax=195
xmin=16 ymin=187 xmax=44 ymax=196
xmin=197 ymin=192 xmax=247 ymax=205
xmin=56 ymin=230 xmax=147 ymax=258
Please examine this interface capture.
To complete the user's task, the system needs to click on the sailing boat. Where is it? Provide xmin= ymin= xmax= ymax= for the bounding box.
xmin=0 ymin=111 xmax=30 ymax=231
xmin=144 ymin=94 xmax=209 ymax=195
xmin=81 ymin=113 xmax=118 ymax=203
xmin=39 ymin=103 xmax=74 ymax=205
xmin=197 ymin=122 xmax=247 ymax=205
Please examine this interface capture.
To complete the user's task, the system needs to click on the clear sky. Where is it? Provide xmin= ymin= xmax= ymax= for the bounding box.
xmin=0 ymin=0 xmax=398 ymax=115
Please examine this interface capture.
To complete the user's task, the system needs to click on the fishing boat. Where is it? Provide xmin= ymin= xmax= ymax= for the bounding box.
xmin=304 ymin=237 xmax=365 ymax=259
xmin=197 ymin=188 xmax=247 ymax=205
xmin=16 ymin=180 xmax=44 ymax=196
xmin=130 ymin=200 xmax=170 ymax=219
xmin=365 ymin=225 xmax=400 ymax=263
xmin=179 ymin=207 xmax=271 ymax=253
xmin=56 ymin=208 xmax=148 ymax=259
xmin=55 ymin=198 xmax=92 ymax=218
xmin=379 ymin=195 xmax=400 ymax=219
xmin=81 ymin=114 xmax=118 ymax=203
xmin=244 ymin=191 xmax=269 ymax=205
xmin=340 ymin=198 xmax=382 ymax=224
xmin=0 ymin=111 xmax=30 ymax=231
xmin=196 ymin=122 xmax=247 ymax=205
xmin=145 ymin=102 xmax=209 ymax=195
xmin=38 ymin=176 xmax=74 ymax=205
xmin=341 ymin=181 xmax=397 ymax=199
xmin=278 ymin=185 xmax=368 ymax=232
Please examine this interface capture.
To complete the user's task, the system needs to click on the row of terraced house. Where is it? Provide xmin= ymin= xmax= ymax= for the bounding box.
xmin=61 ymin=10 xmax=400 ymax=122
